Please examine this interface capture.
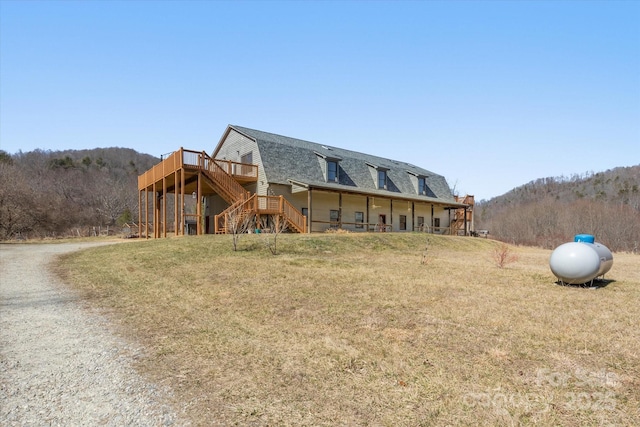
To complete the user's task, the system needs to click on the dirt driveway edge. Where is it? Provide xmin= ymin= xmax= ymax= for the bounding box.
xmin=0 ymin=243 xmax=183 ymax=426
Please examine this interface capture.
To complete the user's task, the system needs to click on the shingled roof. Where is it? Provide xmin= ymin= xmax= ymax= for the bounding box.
xmin=225 ymin=125 xmax=461 ymax=206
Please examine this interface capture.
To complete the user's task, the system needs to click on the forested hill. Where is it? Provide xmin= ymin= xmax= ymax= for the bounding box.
xmin=12 ymin=147 xmax=159 ymax=176
xmin=476 ymin=165 xmax=640 ymax=252
xmin=0 ymin=147 xmax=159 ymax=239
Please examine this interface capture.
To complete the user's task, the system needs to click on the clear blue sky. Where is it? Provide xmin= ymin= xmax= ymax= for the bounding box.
xmin=1 ymin=0 xmax=638 ymax=200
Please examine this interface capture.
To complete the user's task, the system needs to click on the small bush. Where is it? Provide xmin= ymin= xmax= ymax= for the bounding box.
xmin=492 ymin=243 xmax=518 ymax=268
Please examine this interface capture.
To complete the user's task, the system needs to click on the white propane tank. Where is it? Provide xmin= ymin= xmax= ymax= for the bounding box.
xmin=592 ymin=242 xmax=613 ymax=278
xmin=549 ymin=235 xmax=614 ymax=285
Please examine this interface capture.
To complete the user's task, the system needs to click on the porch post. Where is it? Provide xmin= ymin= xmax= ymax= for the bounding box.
xmin=366 ymin=196 xmax=369 ymax=231
xmin=430 ymin=204 xmax=434 ymax=234
xmin=338 ymin=192 xmax=342 ymax=228
xmin=412 ymin=202 xmax=415 ymax=231
xmin=307 ymin=188 xmax=313 ymax=233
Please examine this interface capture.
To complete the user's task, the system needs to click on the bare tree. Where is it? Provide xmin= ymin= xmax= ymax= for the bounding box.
xmin=0 ymin=163 xmax=37 ymax=239
xmin=226 ymin=206 xmax=255 ymax=251
xmin=258 ymin=214 xmax=289 ymax=255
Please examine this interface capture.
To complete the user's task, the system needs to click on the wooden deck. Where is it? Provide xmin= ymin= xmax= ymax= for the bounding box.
xmin=138 ymin=148 xmax=258 ymax=195
xmin=138 ymin=148 xmax=306 ymax=238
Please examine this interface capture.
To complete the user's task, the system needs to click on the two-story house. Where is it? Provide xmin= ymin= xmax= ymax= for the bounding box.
xmin=137 ymin=125 xmax=473 ymax=237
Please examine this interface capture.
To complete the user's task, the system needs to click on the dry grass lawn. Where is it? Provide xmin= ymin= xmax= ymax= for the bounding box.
xmin=58 ymin=233 xmax=640 ymax=426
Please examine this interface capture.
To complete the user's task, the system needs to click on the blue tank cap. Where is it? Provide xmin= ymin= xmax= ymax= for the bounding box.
xmin=574 ymin=234 xmax=595 ymax=243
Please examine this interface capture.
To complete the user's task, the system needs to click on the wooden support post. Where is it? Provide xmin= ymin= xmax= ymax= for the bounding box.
xmin=162 ymin=176 xmax=167 ymax=238
xmin=152 ymin=181 xmax=157 ymax=238
xmin=196 ymin=171 xmax=202 ymax=235
xmin=464 ymin=206 xmax=468 ymax=236
xmin=144 ymin=187 xmax=149 ymax=239
xmin=174 ymin=170 xmax=179 ymax=236
xmin=138 ymin=189 xmax=142 ymax=239
xmin=180 ymin=167 xmax=185 ymax=236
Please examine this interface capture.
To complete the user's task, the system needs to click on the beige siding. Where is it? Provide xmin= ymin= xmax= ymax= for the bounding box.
xmin=392 ymin=199 xmax=415 ymax=231
xmin=215 ymin=129 xmax=268 ymax=195
xmin=413 ymin=203 xmax=431 ymax=231
xmin=339 ymin=194 xmax=367 ymax=231
xmin=308 ymin=192 xmax=339 ymax=232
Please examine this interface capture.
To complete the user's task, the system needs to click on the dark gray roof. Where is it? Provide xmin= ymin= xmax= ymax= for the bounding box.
xmin=230 ymin=125 xmax=459 ymax=205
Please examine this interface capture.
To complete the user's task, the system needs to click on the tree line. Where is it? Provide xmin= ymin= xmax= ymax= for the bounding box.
xmin=475 ymin=165 xmax=640 ymax=252
xmin=0 ymin=148 xmax=159 ymax=239
xmin=2 ymin=147 xmax=638 ymax=253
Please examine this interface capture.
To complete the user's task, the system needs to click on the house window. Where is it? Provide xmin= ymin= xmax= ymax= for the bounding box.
xmin=418 ymin=177 xmax=426 ymax=195
xmin=241 ymin=152 xmax=253 ymax=164
xmin=302 ymin=208 xmax=308 ymax=217
xmin=434 ymin=217 xmax=440 ymax=231
xmin=400 ymin=215 xmax=407 ymax=231
xmin=378 ymin=170 xmax=387 ymax=189
xmin=330 ymin=209 xmax=339 ymax=228
xmin=417 ymin=216 xmax=424 ymax=231
xmin=355 ymin=211 xmax=364 ymax=229
xmin=327 ymin=160 xmax=338 ymax=182
xmin=240 ymin=152 xmax=253 ymax=176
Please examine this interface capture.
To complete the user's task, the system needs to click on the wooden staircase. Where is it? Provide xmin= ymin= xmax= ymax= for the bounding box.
xmin=196 ymin=152 xmax=306 ymax=234
xmin=450 ymin=195 xmax=474 ymax=236
xmin=138 ymin=148 xmax=306 ymax=237
xmin=201 ymin=155 xmax=250 ymax=206
xmin=214 ymin=193 xmax=307 ymax=234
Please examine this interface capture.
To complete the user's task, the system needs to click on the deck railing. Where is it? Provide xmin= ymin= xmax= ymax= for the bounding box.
xmin=138 ymin=148 xmax=258 ymax=191
xmin=138 ymin=149 xmax=183 ymax=190
xmin=215 ymin=195 xmax=307 ymax=234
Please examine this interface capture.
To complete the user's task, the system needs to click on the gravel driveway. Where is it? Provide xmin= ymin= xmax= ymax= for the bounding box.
xmin=0 ymin=243 xmax=181 ymax=426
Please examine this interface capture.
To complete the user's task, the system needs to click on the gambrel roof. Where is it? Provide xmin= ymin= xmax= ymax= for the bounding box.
xmin=215 ymin=125 xmax=463 ymax=206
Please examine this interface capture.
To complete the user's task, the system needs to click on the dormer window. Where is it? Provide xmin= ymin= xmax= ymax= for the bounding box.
xmin=407 ymin=170 xmax=429 ymax=195
xmin=418 ymin=177 xmax=426 ymax=195
xmin=315 ymin=151 xmax=342 ymax=183
xmin=378 ymin=170 xmax=387 ymax=189
xmin=327 ymin=160 xmax=338 ymax=182
xmin=367 ymin=162 xmax=390 ymax=190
